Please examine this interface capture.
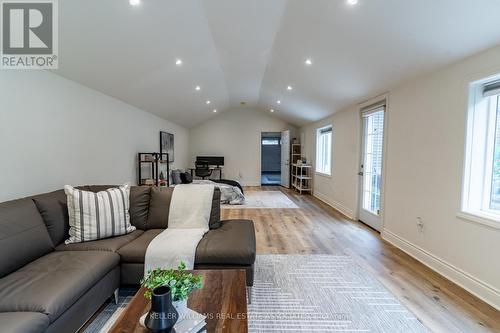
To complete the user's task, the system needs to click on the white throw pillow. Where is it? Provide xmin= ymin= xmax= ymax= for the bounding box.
xmin=64 ymin=184 xmax=136 ymax=244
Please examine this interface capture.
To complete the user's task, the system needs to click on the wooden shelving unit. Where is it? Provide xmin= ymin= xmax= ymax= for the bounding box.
xmin=137 ymin=152 xmax=170 ymax=187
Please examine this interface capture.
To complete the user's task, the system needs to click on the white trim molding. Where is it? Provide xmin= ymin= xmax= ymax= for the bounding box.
xmin=382 ymin=229 xmax=500 ymax=311
xmin=314 ymin=191 xmax=355 ymax=220
xmin=315 ymin=172 xmax=332 ymax=179
xmin=457 ymin=211 xmax=500 ymax=231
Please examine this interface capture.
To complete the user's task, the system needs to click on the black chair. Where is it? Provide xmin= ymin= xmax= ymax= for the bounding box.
xmin=195 ymin=161 xmax=213 ymax=179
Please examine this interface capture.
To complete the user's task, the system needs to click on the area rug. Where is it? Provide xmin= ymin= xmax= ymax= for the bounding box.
xmin=85 ymin=255 xmax=428 ymax=333
xmin=223 ymin=191 xmax=299 ymax=209
xmin=83 ymin=288 xmax=138 ymax=333
xmin=249 ymin=255 xmax=428 ymax=332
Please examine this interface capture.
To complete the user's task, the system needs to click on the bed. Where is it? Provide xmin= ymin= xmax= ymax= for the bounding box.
xmin=192 ymin=179 xmax=245 ymax=205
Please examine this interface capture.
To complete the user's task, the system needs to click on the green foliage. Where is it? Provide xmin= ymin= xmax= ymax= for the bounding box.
xmin=141 ymin=262 xmax=203 ymax=301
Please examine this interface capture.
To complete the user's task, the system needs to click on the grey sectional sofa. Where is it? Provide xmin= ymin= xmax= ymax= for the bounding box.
xmin=0 ymin=185 xmax=256 ymax=333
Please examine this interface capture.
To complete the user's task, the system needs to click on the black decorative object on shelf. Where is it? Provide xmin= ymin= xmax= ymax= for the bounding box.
xmin=145 ymin=286 xmax=178 ymax=333
xmin=138 ymin=152 xmax=170 ymax=187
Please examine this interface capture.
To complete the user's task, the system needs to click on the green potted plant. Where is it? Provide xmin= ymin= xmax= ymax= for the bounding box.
xmin=141 ymin=262 xmax=203 ymax=312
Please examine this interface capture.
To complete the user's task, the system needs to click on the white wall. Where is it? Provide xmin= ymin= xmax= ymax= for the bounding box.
xmin=300 ymin=45 xmax=500 ymax=309
xmin=300 ymin=107 xmax=360 ymax=218
xmin=0 ymin=71 xmax=189 ymax=201
xmin=189 ymin=108 xmax=297 ymax=185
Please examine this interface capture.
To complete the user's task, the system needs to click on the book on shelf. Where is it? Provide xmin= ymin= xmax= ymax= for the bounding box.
xmin=139 ymin=307 xmax=206 ymax=333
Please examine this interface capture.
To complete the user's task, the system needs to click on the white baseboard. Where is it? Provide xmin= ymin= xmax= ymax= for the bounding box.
xmin=313 ymin=191 xmax=355 ymax=220
xmin=382 ymin=229 xmax=500 ymax=311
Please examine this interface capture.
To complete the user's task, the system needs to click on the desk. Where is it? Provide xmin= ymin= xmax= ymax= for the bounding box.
xmin=189 ymin=166 xmax=223 ymax=180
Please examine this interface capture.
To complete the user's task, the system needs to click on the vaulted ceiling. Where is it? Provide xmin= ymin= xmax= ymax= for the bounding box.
xmin=55 ymin=0 xmax=500 ymax=128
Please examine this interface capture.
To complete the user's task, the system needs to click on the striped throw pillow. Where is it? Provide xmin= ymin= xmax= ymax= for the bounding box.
xmin=64 ymin=184 xmax=136 ymax=244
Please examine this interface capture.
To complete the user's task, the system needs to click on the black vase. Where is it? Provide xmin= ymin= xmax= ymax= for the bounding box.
xmin=145 ymin=286 xmax=179 ymax=333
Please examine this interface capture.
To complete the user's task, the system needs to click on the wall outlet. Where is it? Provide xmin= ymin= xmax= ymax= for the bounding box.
xmin=416 ymin=217 xmax=424 ymax=233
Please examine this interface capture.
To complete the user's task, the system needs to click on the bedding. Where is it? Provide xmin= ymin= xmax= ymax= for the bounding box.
xmin=193 ymin=180 xmax=245 ymax=205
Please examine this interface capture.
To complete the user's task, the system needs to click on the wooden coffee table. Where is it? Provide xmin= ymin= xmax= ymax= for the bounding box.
xmin=108 ymin=270 xmax=248 ymax=333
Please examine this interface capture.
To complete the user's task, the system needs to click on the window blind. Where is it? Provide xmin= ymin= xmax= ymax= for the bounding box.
xmin=361 ymin=100 xmax=386 ymax=116
xmin=319 ymin=126 xmax=332 ymax=134
xmin=483 ymin=80 xmax=500 ymax=97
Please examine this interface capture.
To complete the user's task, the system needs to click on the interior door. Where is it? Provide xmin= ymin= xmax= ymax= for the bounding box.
xmin=281 ymin=130 xmax=290 ymax=188
xmin=358 ymin=107 xmax=385 ymax=231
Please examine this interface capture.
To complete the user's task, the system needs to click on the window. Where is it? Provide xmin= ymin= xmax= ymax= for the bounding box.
xmin=316 ymin=125 xmax=332 ymax=175
xmin=361 ymin=108 xmax=385 ymax=216
xmin=462 ymin=77 xmax=500 ymax=226
xmin=262 ymin=138 xmax=280 ymax=145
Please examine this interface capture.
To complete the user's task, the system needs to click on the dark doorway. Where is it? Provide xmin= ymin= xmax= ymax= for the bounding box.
xmin=261 ymin=132 xmax=281 ymax=185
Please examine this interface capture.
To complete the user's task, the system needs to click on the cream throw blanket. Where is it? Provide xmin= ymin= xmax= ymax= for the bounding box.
xmin=144 ymin=184 xmax=215 ymax=274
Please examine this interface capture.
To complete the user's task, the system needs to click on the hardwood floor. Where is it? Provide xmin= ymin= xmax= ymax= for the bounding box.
xmin=222 ymin=186 xmax=500 ymax=333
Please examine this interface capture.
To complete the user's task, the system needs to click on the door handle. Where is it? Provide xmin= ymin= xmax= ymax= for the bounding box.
xmin=358 ymin=172 xmax=363 ymax=176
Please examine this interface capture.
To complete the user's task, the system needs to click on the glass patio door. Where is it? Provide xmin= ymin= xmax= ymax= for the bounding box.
xmin=358 ymin=106 xmax=385 ymax=231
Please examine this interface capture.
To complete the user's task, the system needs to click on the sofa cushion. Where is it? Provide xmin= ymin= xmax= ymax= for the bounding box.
xmin=86 ymin=185 xmax=151 ymax=230
xmin=195 ymin=220 xmax=256 ymax=266
xmin=0 ymin=198 xmax=54 ymax=278
xmin=55 ymin=229 xmax=143 ymax=252
xmin=85 ymin=185 xmax=116 ymax=192
xmin=0 ymin=251 xmax=119 ymax=322
xmin=129 ymin=186 xmax=151 ymax=230
xmin=147 ymin=187 xmax=173 ymax=229
xmin=32 ymin=189 xmax=69 ymax=246
xmin=118 ymin=229 xmax=162 ymax=263
xmin=118 ymin=220 xmax=255 ymax=266
xmin=147 ymin=187 xmax=221 ymax=230
xmin=0 ymin=312 xmax=50 ymax=333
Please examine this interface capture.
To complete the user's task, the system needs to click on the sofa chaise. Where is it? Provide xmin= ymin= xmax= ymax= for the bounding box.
xmin=0 ymin=185 xmax=256 ymax=333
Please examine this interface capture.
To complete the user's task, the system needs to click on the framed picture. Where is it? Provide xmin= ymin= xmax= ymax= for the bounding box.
xmin=160 ymin=131 xmax=174 ymax=162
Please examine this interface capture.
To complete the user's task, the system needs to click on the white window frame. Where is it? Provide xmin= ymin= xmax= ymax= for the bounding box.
xmin=459 ymin=75 xmax=500 ymax=230
xmin=315 ymin=125 xmax=332 ymax=176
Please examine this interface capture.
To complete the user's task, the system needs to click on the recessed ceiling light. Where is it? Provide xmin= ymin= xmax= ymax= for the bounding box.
xmin=277 ymin=100 xmax=281 ymax=104
xmin=129 ymin=0 xmax=141 ymax=6
xmin=213 ymin=109 xmax=217 ymax=113
xmin=287 ymin=86 xmax=293 ymax=91
xmin=206 ymin=100 xmax=211 ymax=105
xmin=305 ymin=58 xmax=312 ymax=66
xmin=195 ymin=86 xmax=201 ymax=91
xmin=175 ymin=59 xmax=182 ymax=66
xmin=347 ymin=0 xmax=358 ymax=5
xmin=270 ymin=109 xmax=275 ymax=113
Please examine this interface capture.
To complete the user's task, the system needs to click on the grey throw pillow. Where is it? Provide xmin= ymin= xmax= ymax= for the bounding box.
xmin=170 ymin=169 xmax=183 ymax=185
